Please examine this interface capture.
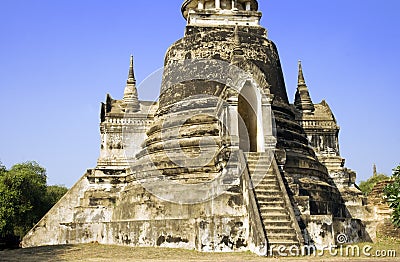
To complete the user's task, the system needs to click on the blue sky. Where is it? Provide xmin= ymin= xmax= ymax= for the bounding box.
xmin=0 ymin=0 xmax=399 ymax=187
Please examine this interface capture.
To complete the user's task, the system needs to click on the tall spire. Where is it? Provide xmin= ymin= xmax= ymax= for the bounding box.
xmin=123 ymin=55 xmax=140 ymax=112
xmin=127 ymin=55 xmax=136 ymax=84
xmin=294 ymin=61 xmax=315 ymax=113
xmin=298 ymin=60 xmax=305 ymax=85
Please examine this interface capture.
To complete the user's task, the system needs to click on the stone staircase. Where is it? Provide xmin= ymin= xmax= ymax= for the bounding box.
xmin=245 ymin=152 xmax=302 ymax=250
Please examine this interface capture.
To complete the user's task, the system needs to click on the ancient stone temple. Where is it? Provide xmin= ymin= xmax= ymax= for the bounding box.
xmin=23 ymin=0 xmax=371 ymax=254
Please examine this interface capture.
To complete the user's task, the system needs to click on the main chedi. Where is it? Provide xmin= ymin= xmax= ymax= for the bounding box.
xmin=23 ymin=0 xmax=371 ymax=254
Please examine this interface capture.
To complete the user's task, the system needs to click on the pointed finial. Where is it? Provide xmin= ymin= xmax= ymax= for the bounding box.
xmin=294 ymin=60 xmax=315 ymax=113
xmin=123 ymin=55 xmax=140 ymax=112
xmin=298 ymin=60 xmax=305 ymax=85
xmin=232 ymin=25 xmax=244 ymax=56
xmin=128 ymin=54 xmax=135 ymax=84
xmin=373 ymin=164 xmax=377 ymax=177
xmin=234 ymin=25 xmax=240 ymax=46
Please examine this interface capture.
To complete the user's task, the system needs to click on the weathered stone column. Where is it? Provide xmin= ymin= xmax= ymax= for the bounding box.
xmin=224 ymin=96 xmax=240 ymax=186
xmin=215 ymin=0 xmax=221 ymax=9
xmin=261 ymin=94 xmax=276 ymax=149
xmin=231 ymin=0 xmax=235 ymax=10
xmin=245 ymin=1 xmax=251 ymax=11
xmin=227 ymin=96 xmax=239 ymax=149
xmin=198 ymin=0 xmax=204 ymax=9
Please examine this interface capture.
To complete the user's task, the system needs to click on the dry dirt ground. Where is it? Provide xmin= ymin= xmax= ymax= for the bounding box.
xmin=1 ymin=239 xmax=399 ymax=261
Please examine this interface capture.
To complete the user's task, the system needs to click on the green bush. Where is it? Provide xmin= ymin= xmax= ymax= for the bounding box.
xmin=0 ymin=161 xmax=68 ymax=239
xmin=384 ymin=165 xmax=400 ymax=228
xmin=359 ymin=173 xmax=389 ymax=196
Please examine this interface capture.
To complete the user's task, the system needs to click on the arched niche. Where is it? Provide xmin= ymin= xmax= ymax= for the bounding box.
xmin=238 ymin=80 xmax=265 ymax=152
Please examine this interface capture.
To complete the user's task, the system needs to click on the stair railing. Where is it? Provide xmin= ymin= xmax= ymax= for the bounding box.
xmin=271 ymin=157 xmax=305 ymax=247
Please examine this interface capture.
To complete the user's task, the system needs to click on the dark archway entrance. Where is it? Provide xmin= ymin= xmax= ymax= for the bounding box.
xmin=238 ymin=82 xmax=258 ymax=152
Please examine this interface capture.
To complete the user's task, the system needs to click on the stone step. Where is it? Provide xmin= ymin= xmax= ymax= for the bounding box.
xmin=267 ymin=240 xmax=300 ymax=247
xmin=247 ymin=163 xmax=271 ymax=168
xmin=253 ymin=176 xmax=276 ymax=181
xmin=248 ymin=170 xmax=272 ymax=176
xmin=247 ymin=161 xmax=271 ymax=166
xmin=257 ymin=198 xmax=285 ymax=204
xmin=255 ymin=179 xmax=279 ymax=184
xmin=259 ymin=206 xmax=287 ymax=213
xmin=254 ymin=176 xmax=276 ymax=181
xmin=255 ymin=183 xmax=280 ymax=189
xmin=247 ymin=165 xmax=271 ymax=169
xmin=250 ymin=175 xmax=276 ymax=181
xmin=255 ymin=189 xmax=281 ymax=194
xmin=247 ymin=159 xmax=268 ymax=162
xmin=247 ymin=163 xmax=270 ymax=173
xmin=260 ymin=213 xmax=289 ymax=220
xmin=259 ymin=205 xmax=284 ymax=211
xmin=257 ymin=200 xmax=286 ymax=208
xmin=258 ymin=177 xmax=277 ymax=182
xmin=262 ymin=220 xmax=293 ymax=227
xmin=258 ymin=202 xmax=285 ymax=208
xmin=256 ymin=195 xmax=282 ymax=201
xmin=256 ymin=192 xmax=281 ymax=198
xmin=256 ymin=192 xmax=282 ymax=201
xmin=246 ymin=160 xmax=271 ymax=164
xmin=266 ymin=235 xmax=298 ymax=242
xmin=245 ymin=156 xmax=271 ymax=160
xmin=254 ymin=187 xmax=281 ymax=193
xmin=245 ymin=153 xmax=271 ymax=157
xmin=253 ymin=181 xmax=281 ymax=189
xmin=265 ymin=227 xmax=297 ymax=235
xmin=249 ymin=169 xmax=273 ymax=173
xmin=259 ymin=178 xmax=278 ymax=183
xmin=250 ymin=175 xmax=275 ymax=181
xmin=257 ymin=191 xmax=281 ymax=195
xmin=248 ymin=169 xmax=271 ymax=173
xmin=254 ymin=185 xmax=278 ymax=190
xmin=248 ymin=167 xmax=273 ymax=171
xmin=260 ymin=208 xmax=290 ymax=215
xmin=256 ymin=195 xmax=282 ymax=200
xmin=247 ymin=162 xmax=272 ymax=167
xmin=259 ymin=203 xmax=285 ymax=211
xmin=261 ymin=214 xmax=291 ymax=221
xmin=255 ymin=180 xmax=279 ymax=185
xmin=261 ymin=212 xmax=290 ymax=220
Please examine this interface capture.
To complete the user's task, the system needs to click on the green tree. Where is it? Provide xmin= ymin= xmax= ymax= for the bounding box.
xmin=44 ymin=185 xmax=68 ymax=211
xmin=0 ymin=161 xmax=48 ymax=238
xmin=0 ymin=161 xmax=6 ymax=174
xmin=0 ymin=161 xmax=69 ymax=241
xmin=384 ymin=165 xmax=400 ymax=228
xmin=359 ymin=173 xmax=389 ymax=196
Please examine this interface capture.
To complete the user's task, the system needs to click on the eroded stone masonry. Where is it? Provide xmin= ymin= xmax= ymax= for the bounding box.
xmin=23 ymin=0 xmax=379 ymax=254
